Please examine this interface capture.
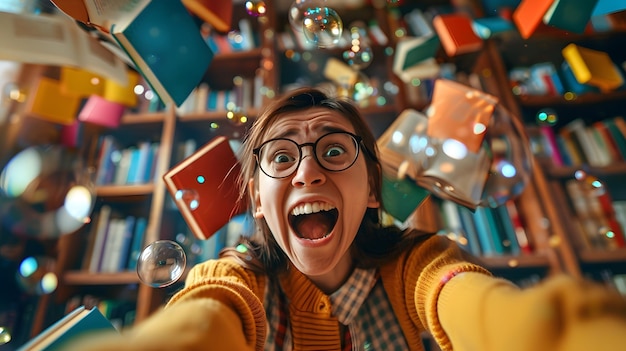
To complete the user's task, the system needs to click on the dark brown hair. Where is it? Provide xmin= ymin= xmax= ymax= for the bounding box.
xmin=231 ymin=87 xmax=431 ymax=274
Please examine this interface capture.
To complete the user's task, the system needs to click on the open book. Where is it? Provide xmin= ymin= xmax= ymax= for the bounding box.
xmin=17 ymin=306 xmax=117 ymax=351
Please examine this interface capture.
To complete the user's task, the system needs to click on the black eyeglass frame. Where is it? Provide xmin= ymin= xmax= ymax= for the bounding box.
xmin=253 ymin=131 xmax=366 ymax=179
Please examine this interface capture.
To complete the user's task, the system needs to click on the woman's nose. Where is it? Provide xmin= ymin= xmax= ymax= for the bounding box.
xmin=291 ymin=148 xmax=325 ymax=187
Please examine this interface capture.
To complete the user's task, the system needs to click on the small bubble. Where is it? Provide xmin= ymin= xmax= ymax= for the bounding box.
xmin=136 ymin=240 xmax=186 ymax=288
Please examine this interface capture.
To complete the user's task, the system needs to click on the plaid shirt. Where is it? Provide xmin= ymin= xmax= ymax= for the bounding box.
xmin=264 ymin=268 xmax=409 ymax=350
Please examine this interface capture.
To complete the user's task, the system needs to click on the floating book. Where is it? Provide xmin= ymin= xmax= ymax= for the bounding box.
xmin=432 ymin=13 xmax=483 ymax=57
xmin=512 ymin=0 xmax=555 ymax=39
xmin=78 ymin=95 xmax=126 ymax=128
xmin=163 ymin=136 xmax=247 ymax=240
xmin=17 ymin=306 xmax=117 ymax=351
xmin=393 ymin=35 xmax=441 ymax=83
xmin=111 ymin=0 xmax=214 ymax=107
xmin=28 ymin=77 xmax=82 ymax=125
xmin=0 ymin=11 xmax=127 ymax=84
xmin=562 ymin=43 xmax=624 ymax=92
xmin=543 ymin=0 xmax=599 ymax=34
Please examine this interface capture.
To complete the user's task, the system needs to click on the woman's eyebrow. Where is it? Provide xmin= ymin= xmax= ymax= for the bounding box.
xmin=270 ymin=125 xmax=349 ymax=140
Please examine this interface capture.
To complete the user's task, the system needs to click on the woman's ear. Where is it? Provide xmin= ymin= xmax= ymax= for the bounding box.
xmin=367 ymin=185 xmax=380 ymax=209
xmin=248 ymin=179 xmax=264 ymax=219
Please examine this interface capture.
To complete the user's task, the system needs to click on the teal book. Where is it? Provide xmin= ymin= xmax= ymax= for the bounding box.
xmin=17 ymin=306 xmax=117 ymax=351
xmin=543 ymin=0 xmax=599 ymax=34
xmin=111 ymin=0 xmax=214 ymax=107
xmin=381 ymin=174 xmax=430 ymax=222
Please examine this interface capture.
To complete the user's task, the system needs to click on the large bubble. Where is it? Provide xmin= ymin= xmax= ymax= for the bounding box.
xmin=0 ymin=145 xmax=95 ymax=239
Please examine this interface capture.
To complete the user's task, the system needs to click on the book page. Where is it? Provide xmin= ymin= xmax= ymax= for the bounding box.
xmin=84 ymin=0 xmax=150 ymax=30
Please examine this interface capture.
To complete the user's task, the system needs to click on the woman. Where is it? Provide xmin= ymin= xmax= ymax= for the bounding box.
xmin=70 ymin=87 xmax=626 ymax=351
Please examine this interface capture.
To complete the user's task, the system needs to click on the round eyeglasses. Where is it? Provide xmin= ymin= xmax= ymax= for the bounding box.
xmin=253 ymin=131 xmax=363 ymax=179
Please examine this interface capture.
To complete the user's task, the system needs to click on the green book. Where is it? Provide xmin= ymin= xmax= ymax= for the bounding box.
xmin=18 ymin=306 xmax=117 ymax=351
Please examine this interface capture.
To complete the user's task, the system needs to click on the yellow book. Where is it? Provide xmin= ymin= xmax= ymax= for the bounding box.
xmin=562 ymin=43 xmax=624 ymax=92
xmin=29 ymin=77 xmax=81 ymax=125
xmin=103 ymin=70 xmax=140 ymax=107
xmin=60 ymin=66 xmax=104 ymax=97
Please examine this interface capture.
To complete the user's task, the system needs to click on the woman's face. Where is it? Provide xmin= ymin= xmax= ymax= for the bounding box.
xmin=250 ymin=107 xmax=379 ymax=280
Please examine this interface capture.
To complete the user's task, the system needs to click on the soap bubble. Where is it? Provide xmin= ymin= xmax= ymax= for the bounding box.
xmin=0 ymin=327 xmax=10 ymax=345
xmin=136 ymin=240 xmax=186 ymax=288
xmin=302 ymin=6 xmax=343 ymax=48
xmin=245 ymin=0 xmax=267 ymax=17
xmin=288 ymin=0 xmax=326 ymax=32
xmin=16 ymin=256 xmax=58 ymax=295
xmin=0 ymin=145 xmax=95 ymax=239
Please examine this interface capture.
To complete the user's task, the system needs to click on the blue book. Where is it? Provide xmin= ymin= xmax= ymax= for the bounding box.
xmin=17 ymin=306 xmax=117 ymax=351
xmin=111 ymin=0 xmax=214 ymax=107
xmin=127 ymin=217 xmax=147 ymax=270
xmin=116 ymin=216 xmax=136 ymax=271
xmin=472 ymin=206 xmax=498 ymax=256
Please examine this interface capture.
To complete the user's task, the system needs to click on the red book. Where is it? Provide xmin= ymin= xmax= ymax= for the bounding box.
xmin=78 ymin=95 xmax=125 ymax=128
xmin=432 ymin=13 xmax=483 ymax=57
xmin=512 ymin=0 xmax=555 ymax=39
xmin=539 ymin=125 xmax=565 ymax=166
xmin=163 ymin=136 xmax=247 ymax=240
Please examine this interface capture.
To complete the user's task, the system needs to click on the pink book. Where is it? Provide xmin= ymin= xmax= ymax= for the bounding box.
xmin=539 ymin=125 xmax=565 ymax=166
xmin=78 ymin=95 xmax=125 ymax=128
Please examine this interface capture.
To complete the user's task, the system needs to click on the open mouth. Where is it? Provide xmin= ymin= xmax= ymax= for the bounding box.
xmin=289 ymin=202 xmax=338 ymax=240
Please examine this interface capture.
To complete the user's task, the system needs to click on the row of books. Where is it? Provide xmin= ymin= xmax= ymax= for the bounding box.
xmin=175 ymin=76 xmax=264 ymax=116
xmin=276 ymin=18 xmax=389 ymax=52
xmin=95 ymin=135 xmax=161 ymax=186
xmin=509 ymin=48 xmax=624 ymax=98
xmin=439 ymin=200 xmax=532 ymax=257
xmin=175 ymin=213 xmax=253 ymax=266
xmin=533 ymin=116 xmax=626 ymax=168
xmin=82 ymin=205 xmax=148 ymax=274
xmin=204 ymin=17 xmax=259 ymax=55
xmin=564 ymin=178 xmax=626 ymax=250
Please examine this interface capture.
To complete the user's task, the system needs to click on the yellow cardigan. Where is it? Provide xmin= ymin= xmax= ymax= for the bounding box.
xmin=66 ymin=235 xmax=626 ymax=351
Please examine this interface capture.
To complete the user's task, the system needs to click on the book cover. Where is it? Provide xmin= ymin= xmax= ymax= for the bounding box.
xmin=88 ymin=205 xmax=112 ymax=273
xmin=471 ymin=206 xmax=498 ymax=256
xmin=59 ymin=67 xmax=105 ymax=97
xmin=393 ymin=35 xmax=441 ymax=72
xmin=512 ymin=0 xmax=556 ymax=39
xmin=543 ymin=0 xmax=599 ymax=34
xmin=17 ymin=306 xmax=117 ymax=351
xmin=182 ymin=0 xmax=233 ymax=33
xmin=111 ymin=0 xmax=214 ymax=107
xmin=432 ymin=13 xmax=483 ymax=57
xmin=78 ymin=94 xmax=126 ymax=128
xmin=538 ymin=125 xmax=565 ymax=166
xmin=562 ymin=43 xmax=624 ymax=92
xmin=163 ymin=136 xmax=247 ymax=240
xmin=127 ymin=217 xmax=147 ymax=270
xmin=381 ymin=174 xmax=430 ymax=222
xmin=28 ymin=77 xmax=82 ymax=125
xmin=560 ymin=60 xmax=600 ymax=95
xmin=102 ymin=70 xmax=140 ymax=107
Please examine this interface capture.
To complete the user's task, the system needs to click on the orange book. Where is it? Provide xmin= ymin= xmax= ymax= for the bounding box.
xmin=28 ymin=77 xmax=82 ymax=125
xmin=432 ymin=13 xmax=483 ymax=57
xmin=426 ymin=79 xmax=498 ymax=153
xmin=512 ymin=0 xmax=555 ymax=39
xmin=163 ymin=136 xmax=247 ymax=240
xmin=182 ymin=0 xmax=233 ymax=33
